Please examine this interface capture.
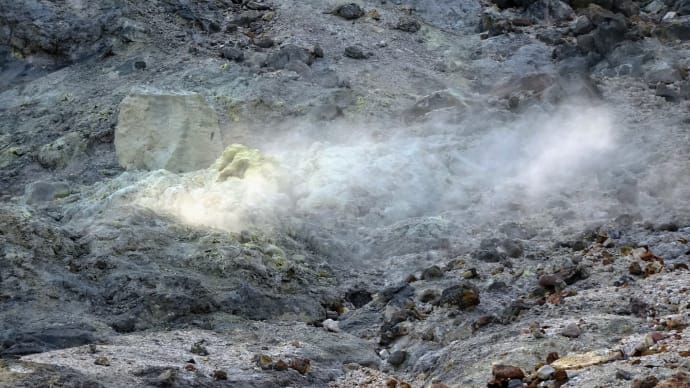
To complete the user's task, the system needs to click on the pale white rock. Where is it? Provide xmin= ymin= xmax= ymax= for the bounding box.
xmin=323 ymin=319 xmax=341 ymax=333
xmin=115 ymin=91 xmax=223 ymax=173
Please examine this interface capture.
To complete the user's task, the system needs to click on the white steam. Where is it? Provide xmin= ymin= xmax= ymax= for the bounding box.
xmin=116 ymin=103 xmax=621 ymax=238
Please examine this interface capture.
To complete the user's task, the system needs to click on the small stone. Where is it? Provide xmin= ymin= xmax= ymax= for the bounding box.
xmin=388 ymin=350 xmax=408 ymax=366
xmin=246 ymin=1 xmax=271 ymax=10
xmin=492 ymin=364 xmax=525 ymax=380
xmin=421 ymin=265 xmax=444 ymax=280
xmin=88 ymin=344 xmax=98 ymax=354
xmin=253 ymin=37 xmax=274 ymax=48
xmin=213 ymin=370 xmax=228 ymax=380
xmin=463 ymin=268 xmax=478 ymax=279
xmin=405 ymin=274 xmax=418 ymax=283
xmin=184 ymin=364 xmax=197 ymax=371
xmin=221 ymin=46 xmax=244 ymax=62
xmin=631 ymin=376 xmax=659 ymax=388
xmin=571 ymin=15 xmax=593 ymax=35
xmin=368 ymin=9 xmax=381 ymax=20
xmin=438 ymin=283 xmax=480 ymax=309
xmin=419 ymin=289 xmax=440 ymax=303
xmin=344 ymin=45 xmax=368 ymax=59
xmin=561 ymin=323 xmax=582 ymax=338
xmin=537 ymin=365 xmax=555 ymax=380
xmin=190 ymin=340 xmax=209 ymax=356
xmin=274 ymin=359 xmax=288 ymax=371
xmin=546 ymin=352 xmax=560 ymax=364
xmin=323 ymin=318 xmax=341 ymax=332
xmin=255 ymin=354 xmax=273 ymax=370
xmin=553 ymin=368 xmax=568 ymax=382
xmin=616 ymin=369 xmax=633 ymax=380
xmin=334 ymin=3 xmax=365 ymax=20
xmin=289 ymin=358 xmax=311 ymax=375
xmin=396 ymin=16 xmax=421 ymax=32
xmin=538 ymin=274 xmax=566 ymax=290
xmin=94 ymin=356 xmax=110 ymax=366
xmin=507 ymin=380 xmax=524 ymax=388
xmin=473 ymin=315 xmax=495 ymax=330
xmin=156 ymin=369 xmax=177 ymax=386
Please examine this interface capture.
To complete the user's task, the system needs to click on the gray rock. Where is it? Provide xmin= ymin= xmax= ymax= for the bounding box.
xmin=0 ymin=0 xmax=124 ymax=68
xmin=571 ymin=15 xmax=594 ymax=35
xmin=675 ymin=0 xmax=690 ymax=15
xmin=421 ymin=265 xmax=444 ymax=280
xmin=644 ymin=0 xmax=666 ymax=14
xmin=655 ymin=83 xmax=680 ymax=102
xmin=404 ymin=90 xmax=466 ymax=122
xmin=37 ymin=132 xmax=86 ymax=169
xmin=114 ymin=92 xmax=223 ymax=173
xmin=266 ymin=44 xmax=316 ymax=69
xmin=1 ymin=325 xmax=100 ymax=356
xmin=656 ymin=15 xmax=690 ymax=40
xmin=577 ymin=33 xmax=596 ymax=52
xmin=246 ymin=1 xmax=272 ymax=11
xmin=25 ymin=181 xmax=71 ymax=204
xmin=190 ymin=340 xmax=209 ymax=356
xmin=221 ymin=46 xmax=244 ymax=62
xmin=438 ymin=284 xmax=480 ymax=308
xmin=344 ymin=45 xmax=368 ymax=59
xmin=591 ymin=14 xmax=628 ymax=54
xmin=561 ymin=323 xmax=582 ymax=338
xmin=253 ymin=37 xmax=275 ymax=48
xmin=614 ymin=0 xmax=640 ymax=16
xmin=537 ymin=364 xmax=556 ymax=380
xmin=396 ymin=16 xmax=422 ymax=33
xmin=527 ymin=0 xmax=574 ymax=23
xmin=334 ymin=3 xmax=365 ymax=20
xmin=232 ymin=11 xmax=262 ymax=27
xmin=388 ymin=350 xmax=408 ymax=366
xmin=645 ymin=63 xmax=683 ymax=84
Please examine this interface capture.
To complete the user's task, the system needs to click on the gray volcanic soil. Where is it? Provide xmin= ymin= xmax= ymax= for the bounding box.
xmin=1 ymin=0 xmax=690 ymax=387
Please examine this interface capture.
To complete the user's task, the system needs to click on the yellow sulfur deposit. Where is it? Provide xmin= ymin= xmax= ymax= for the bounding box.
xmin=213 ymin=144 xmax=278 ymax=182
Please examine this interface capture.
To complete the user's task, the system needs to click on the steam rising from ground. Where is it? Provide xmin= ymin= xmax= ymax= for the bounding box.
xmin=122 ymin=103 xmax=625 ymax=239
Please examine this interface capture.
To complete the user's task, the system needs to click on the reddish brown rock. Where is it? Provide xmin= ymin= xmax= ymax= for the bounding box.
xmin=547 ymin=352 xmax=560 ymax=364
xmin=289 ymin=358 xmax=311 ymax=375
xmin=631 ymin=376 xmax=659 ymax=388
xmin=492 ymin=364 xmax=525 ymax=380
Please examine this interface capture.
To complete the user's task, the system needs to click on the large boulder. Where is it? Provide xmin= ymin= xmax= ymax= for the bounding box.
xmin=115 ymin=92 xmax=223 ymax=173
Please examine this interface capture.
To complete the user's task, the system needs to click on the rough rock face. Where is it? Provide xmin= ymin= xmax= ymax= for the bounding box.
xmin=0 ymin=0 xmax=126 ymax=67
xmin=114 ymin=92 xmax=223 ymax=172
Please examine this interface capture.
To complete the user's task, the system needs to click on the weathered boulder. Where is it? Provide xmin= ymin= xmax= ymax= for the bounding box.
xmin=114 ymin=92 xmax=223 ymax=173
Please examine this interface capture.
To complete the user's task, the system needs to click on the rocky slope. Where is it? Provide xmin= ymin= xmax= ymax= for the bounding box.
xmin=1 ymin=0 xmax=689 ymax=387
